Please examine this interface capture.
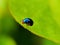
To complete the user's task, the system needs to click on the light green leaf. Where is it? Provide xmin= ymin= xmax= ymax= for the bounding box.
xmin=9 ymin=0 xmax=60 ymax=44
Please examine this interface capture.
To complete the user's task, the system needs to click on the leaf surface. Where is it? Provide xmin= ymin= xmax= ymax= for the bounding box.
xmin=9 ymin=0 xmax=60 ymax=44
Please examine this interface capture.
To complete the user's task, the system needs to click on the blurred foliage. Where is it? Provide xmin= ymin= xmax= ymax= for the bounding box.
xmin=0 ymin=0 xmax=60 ymax=45
xmin=0 ymin=35 xmax=16 ymax=45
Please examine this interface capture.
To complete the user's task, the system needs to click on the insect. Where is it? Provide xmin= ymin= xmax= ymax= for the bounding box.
xmin=22 ymin=18 xmax=33 ymax=26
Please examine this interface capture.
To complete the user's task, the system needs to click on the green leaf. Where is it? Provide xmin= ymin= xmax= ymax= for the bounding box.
xmin=0 ymin=12 xmax=59 ymax=45
xmin=9 ymin=0 xmax=60 ymax=44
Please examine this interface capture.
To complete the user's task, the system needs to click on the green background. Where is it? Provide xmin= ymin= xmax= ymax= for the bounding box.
xmin=0 ymin=0 xmax=60 ymax=45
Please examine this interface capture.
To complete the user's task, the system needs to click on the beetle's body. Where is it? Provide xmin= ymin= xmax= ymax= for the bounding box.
xmin=22 ymin=18 xmax=33 ymax=26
